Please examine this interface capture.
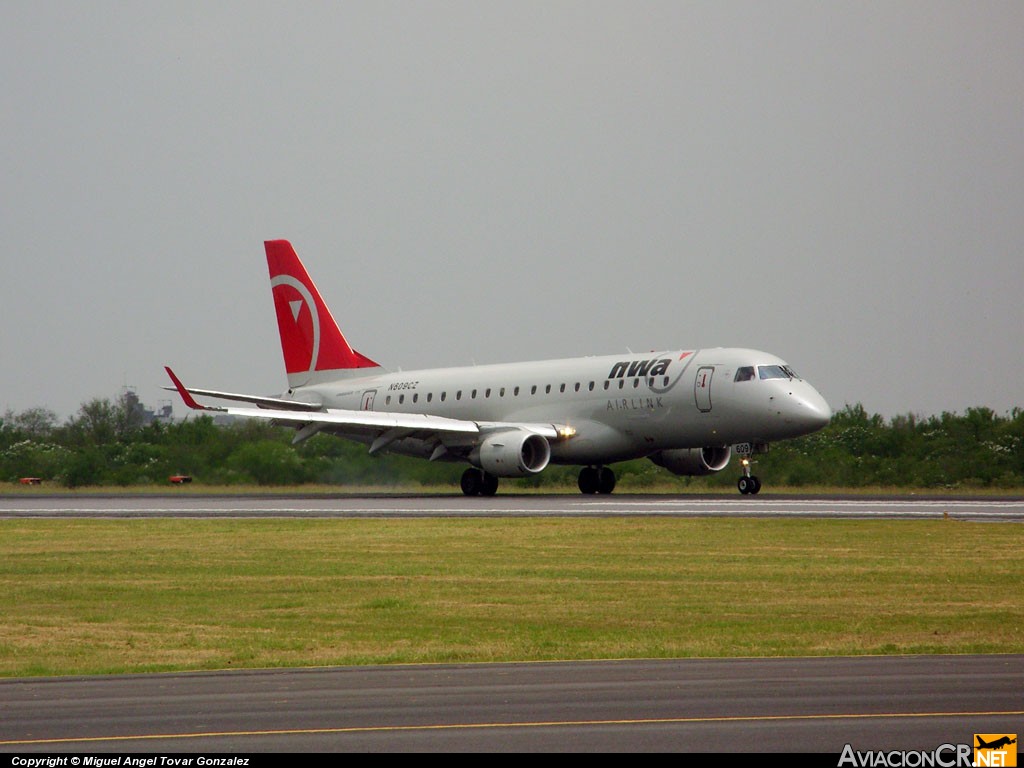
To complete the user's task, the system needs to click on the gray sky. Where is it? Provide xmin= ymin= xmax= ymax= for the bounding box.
xmin=3 ymin=2 xmax=1022 ymax=422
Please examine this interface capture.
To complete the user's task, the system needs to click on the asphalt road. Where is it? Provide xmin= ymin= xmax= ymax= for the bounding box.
xmin=1 ymin=655 xmax=1021 ymax=753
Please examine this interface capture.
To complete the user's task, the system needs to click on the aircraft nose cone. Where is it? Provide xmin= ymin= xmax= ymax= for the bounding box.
xmin=792 ymin=388 xmax=832 ymax=431
xmin=802 ymin=393 xmax=832 ymax=430
xmin=774 ymin=384 xmax=832 ymax=435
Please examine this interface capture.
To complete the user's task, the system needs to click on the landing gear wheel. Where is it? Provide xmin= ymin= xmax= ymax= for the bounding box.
xmin=480 ymin=472 xmax=499 ymax=497
xmin=578 ymin=466 xmax=599 ymax=494
xmin=462 ymin=468 xmax=500 ymax=497
xmin=579 ymin=466 xmax=616 ymax=494
xmin=461 ymin=468 xmax=482 ymax=496
xmin=737 ymin=475 xmax=762 ymax=495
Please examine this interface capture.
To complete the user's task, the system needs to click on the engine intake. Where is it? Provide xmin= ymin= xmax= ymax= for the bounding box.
xmin=473 ymin=430 xmax=551 ymax=477
xmin=649 ymin=446 xmax=731 ymax=476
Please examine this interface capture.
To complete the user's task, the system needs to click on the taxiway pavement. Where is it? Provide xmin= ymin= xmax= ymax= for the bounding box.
xmin=1 ymin=655 xmax=1021 ymax=753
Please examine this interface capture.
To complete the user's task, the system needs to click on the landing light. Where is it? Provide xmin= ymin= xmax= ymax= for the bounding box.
xmin=557 ymin=426 xmax=577 ymax=439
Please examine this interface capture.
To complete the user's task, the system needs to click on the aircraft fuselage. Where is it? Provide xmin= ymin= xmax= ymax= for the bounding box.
xmin=287 ymin=346 xmax=831 ymax=465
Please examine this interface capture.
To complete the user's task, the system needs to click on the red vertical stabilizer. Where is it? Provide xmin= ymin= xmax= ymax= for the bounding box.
xmin=265 ymin=240 xmax=380 ymax=387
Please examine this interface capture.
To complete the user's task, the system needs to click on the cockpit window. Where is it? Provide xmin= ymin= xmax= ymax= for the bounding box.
xmin=758 ymin=365 xmax=796 ymax=380
xmin=758 ymin=365 xmax=788 ymax=380
xmin=734 ymin=366 xmax=755 ymax=382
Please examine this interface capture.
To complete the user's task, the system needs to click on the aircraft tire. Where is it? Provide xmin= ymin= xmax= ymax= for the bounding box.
xmin=597 ymin=466 xmax=616 ymax=494
xmin=578 ymin=466 xmax=599 ymax=494
xmin=480 ymin=472 xmax=499 ymax=497
xmin=461 ymin=468 xmax=483 ymax=496
xmin=738 ymin=476 xmax=762 ymax=495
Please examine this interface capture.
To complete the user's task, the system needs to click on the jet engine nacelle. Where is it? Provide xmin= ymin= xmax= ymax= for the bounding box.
xmin=649 ymin=446 xmax=732 ymax=476
xmin=472 ymin=430 xmax=551 ymax=477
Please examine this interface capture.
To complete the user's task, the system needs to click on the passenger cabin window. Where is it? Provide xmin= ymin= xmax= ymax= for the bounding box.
xmin=735 ymin=366 xmax=755 ymax=382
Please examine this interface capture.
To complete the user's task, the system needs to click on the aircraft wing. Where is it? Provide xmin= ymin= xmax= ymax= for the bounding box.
xmin=160 ymin=384 xmax=324 ymax=412
xmin=164 ymin=368 xmax=570 ymax=452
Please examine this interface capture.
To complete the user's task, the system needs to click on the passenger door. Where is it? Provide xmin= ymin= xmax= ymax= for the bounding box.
xmin=694 ymin=366 xmax=714 ymax=412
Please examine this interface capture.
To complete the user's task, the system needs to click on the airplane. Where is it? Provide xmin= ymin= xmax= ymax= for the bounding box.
xmin=165 ymin=239 xmax=832 ymax=496
xmin=976 ymin=737 xmax=1017 ymax=750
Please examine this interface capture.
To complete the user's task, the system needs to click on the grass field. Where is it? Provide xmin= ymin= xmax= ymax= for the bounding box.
xmin=0 ymin=516 xmax=1021 ymax=677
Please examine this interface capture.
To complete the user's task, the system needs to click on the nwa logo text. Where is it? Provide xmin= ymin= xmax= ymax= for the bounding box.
xmin=607 ymin=358 xmax=672 ymax=380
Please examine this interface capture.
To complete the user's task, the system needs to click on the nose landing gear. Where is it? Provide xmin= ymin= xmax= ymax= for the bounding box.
xmin=737 ymin=455 xmax=762 ymax=495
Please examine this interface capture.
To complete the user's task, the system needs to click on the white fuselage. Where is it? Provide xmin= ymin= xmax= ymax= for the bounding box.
xmin=286 ymin=347 xmax=832 ymax=465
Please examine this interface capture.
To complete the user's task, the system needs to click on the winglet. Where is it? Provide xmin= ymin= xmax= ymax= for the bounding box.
xmin=165 ymin=366 xmax=216 ymax=411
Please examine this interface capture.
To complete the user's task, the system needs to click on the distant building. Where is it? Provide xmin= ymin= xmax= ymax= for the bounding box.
xmin=122 ymin=387 xmax=174 ymax=425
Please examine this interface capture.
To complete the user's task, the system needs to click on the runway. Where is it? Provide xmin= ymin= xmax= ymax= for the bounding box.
xmin=0 ymin=655 xmax=1021 ymax=753
xmin=2 ymin=493 xmax=1024 ymax=520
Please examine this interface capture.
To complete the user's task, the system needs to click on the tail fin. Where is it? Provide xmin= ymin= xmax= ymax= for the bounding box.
xmin=265 ymin=239 xmax=381 ymax=389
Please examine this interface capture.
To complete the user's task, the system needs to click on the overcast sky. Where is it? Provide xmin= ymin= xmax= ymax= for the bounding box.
xmin=3 ymin=2 xmax=1022 ymax=422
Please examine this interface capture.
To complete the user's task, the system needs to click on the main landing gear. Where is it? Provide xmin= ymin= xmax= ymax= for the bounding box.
xmin=461 ymin=468 xmax=499 ymax=497
xmin=578 ymin=465 xmax=616 ymax=495
xmin=461 ymin=466 xmax=618 ymax=496
xmin=737 ymin=455 xmax=762 ymax=495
